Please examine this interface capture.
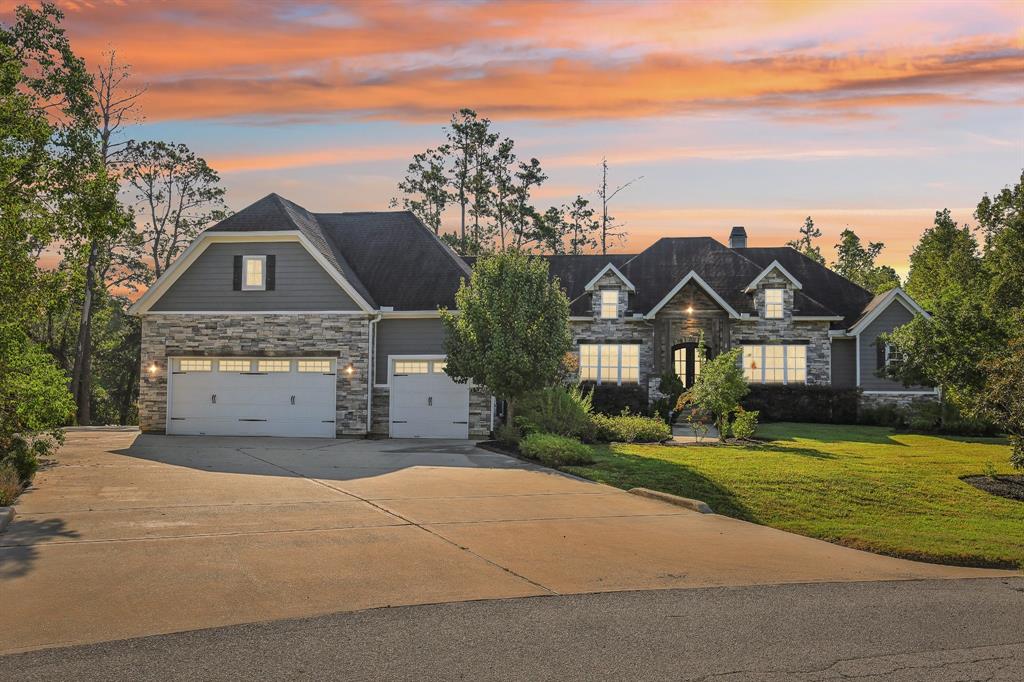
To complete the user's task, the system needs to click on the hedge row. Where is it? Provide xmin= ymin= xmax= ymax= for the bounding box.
xmin=741 ymin=385 xmax=859 ymax=424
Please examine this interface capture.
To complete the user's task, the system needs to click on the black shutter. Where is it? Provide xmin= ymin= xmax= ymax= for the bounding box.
xmin=266 ymin=255 xmax=276 ymax=290
xmin=232 ymin=255 xmax=242 ymax=290
xmin=876 ymin=338 xmax=886 ymax=370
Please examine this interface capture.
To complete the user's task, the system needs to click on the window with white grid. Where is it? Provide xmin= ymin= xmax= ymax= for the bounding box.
xmin=257 ymin=359 xmax=291 ymax=372
xmin=764 ymin=289 xmax=784 ymax=319
xmin=242 ymin=255 xmax=266 ymax=290
xmin=298 ymin=360 xmax=332 ymax=373
xmin=178 ymin=359 xmax=211 ymax=372
xmin=579 ymin=343 xmax=639 ymax=385
xmin=599 ymin=289 xmax=619 ymax=319
xmin=394 ymin=360 xmax=429 ymax=374
xmin=741 ymin=345 xmax=807 ymax=384
xmin=431 ymin=361 xmax=447 ymax=374
xmin=218 ymin=359 xmax=251 ymax=372
xmin=885 ymin=344 xmax=905 ymax=369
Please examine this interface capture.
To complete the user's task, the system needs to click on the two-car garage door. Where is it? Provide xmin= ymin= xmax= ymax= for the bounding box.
xmin=167 ymin=357 xmax=337 ymax=438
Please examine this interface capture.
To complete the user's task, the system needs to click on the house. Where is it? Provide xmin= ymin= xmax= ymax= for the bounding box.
xmin=130 ymin=193 xmax=934 ymax=439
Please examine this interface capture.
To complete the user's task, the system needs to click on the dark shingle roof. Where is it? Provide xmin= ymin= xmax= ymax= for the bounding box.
xmin=205 ymin=195 xmax=876 ymax=324
xmin=206 ymin=194 xmax=468 ymax=310
xmin=735 ymin=247 xmax=874 ymax=327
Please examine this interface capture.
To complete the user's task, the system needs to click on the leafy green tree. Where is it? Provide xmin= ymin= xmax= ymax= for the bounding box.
xmin=832 ymin=228 xmax=901 ymax=293
xmin=121 ymin=140 xmax=228 ymax=279
xmin=440 ymin=250 xmax=571 ymax=424
xmin=393 ymin=147 xmax=449 ymax=235
xmin=975 ymin=169 xmax=1023 ymax=248
xmin=976 ymin=337 xmax=1024 ymax=469
xmin=904 ymin=209 xmax=982 ymax=312
xmin=786 ymin=216 xmax=825 ymax=264
xmin=565 ymin=194 xmax=599 ymax=255
xmin=686 ymin=348 xmax=748 ymax=442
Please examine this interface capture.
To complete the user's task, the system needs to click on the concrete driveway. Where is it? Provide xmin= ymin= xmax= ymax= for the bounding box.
xmin=0 ymin=431 xmax=1010 ymax=654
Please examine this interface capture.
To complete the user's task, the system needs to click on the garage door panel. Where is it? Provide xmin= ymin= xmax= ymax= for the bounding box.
xmin=391 ymin=363 xmax=470 ymax=439
xmin=168 ymin=358 xmax=336 ymax=438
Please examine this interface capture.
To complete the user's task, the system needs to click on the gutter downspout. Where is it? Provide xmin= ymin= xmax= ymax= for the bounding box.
xmin=366 ymin=313 xmax=382 ymax=435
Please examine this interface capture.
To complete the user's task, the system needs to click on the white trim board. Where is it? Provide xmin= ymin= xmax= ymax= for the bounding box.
xmin=743 ymin=260 xmax=803 ymax=293
xmin=129 ymin=231 xmax=375 ymax=315
xmin=645 ymin=271 xmax=741 ymax=319
xmin=584 ymin=263 xmax=636 ymax=292
xmin=847 ymin=287 xmax=929 ymax=335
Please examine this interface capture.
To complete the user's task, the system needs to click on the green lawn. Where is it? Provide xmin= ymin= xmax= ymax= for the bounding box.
xmin=562 ymin=423 xmax=1024 ymax=569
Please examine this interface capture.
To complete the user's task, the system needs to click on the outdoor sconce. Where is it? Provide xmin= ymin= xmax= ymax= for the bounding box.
xmin=148 ymin=362 xmax=159 ymax=375
xmin=686 ymin=306 xmax=694 ymax=315
xmin=344 ymin=363 xmax=355 ymax=376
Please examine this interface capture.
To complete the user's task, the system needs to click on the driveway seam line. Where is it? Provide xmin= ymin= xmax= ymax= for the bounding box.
xmin=235 ymin=447 xmax=560 ymax=597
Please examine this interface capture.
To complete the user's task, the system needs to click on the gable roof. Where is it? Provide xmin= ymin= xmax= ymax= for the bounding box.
xmin=205 ymin=194 xmax=469 ymax=310
xmin=735 ymin=247 xmax=873 ymax=328
xmin=584 ymin=262 xmax=636 ymax=292
xmin=847 ymin=287 xmax=929 ymax=334
xmin=743 ymin=259 xmax=802 ymax=292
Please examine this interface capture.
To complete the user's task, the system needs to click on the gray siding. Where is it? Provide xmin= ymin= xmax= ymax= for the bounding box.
xmin=151 ymin=242 xmax=359 ymax=312
xmin=830 ymin=338 xmax=856 ymax=388
xmin=375 ymin=318 xmax=446 ymax=382
xmin=858 ymin=299 xmax=918 ymax=390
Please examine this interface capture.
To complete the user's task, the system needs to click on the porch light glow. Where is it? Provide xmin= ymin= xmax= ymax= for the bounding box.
xmin=345 ymin=363 xmax=354 ymax=375
xmin=148 ymin=363 xmax=158 ymax=374
xmin=686 ymin=306 xmax=694 ymax=315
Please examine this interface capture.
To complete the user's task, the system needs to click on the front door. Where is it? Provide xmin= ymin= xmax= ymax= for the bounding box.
xmin=673 ymin=343 xmax=702 ymax=388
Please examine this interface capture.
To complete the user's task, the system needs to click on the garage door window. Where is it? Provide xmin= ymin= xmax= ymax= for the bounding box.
xmin=218 ymin=359 xmax=251 ymax=372
xmin=298 ymin=359 xmax=333 ymax=373
xmin=394 ymin=360 xmax=429 ymax=374
xmin=178 ymin=359 xmax=211 ymax=372
xmin=431 ymin=361 xmax=447 ymax=373
xmin=257 ymin=359 xmax=291 ymax=372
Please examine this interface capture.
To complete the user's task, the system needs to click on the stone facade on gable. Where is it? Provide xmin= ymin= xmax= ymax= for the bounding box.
xmin=140 ymin=313 xmax=371 ymax=435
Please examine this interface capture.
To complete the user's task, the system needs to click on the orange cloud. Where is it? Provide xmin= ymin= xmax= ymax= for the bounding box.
xmin=15 ymin=0 xmax=1019 ymax=123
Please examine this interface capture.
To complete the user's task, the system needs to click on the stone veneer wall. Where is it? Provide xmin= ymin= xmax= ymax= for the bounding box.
xmin=728 ymin=270 xmax=832 ymax=386
xmin=140 ymin=313 xmax=371 ymax=435
xmin=859 ymin=391 xmax=938 ymax=409
xmin=371 ymin=386 xmax=492 ymax=438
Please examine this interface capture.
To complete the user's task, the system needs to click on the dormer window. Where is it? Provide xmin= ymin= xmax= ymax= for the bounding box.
xmin=764 ymin=288 xmax=783 ymax=319
xmin=600 ymin=290 xmax=618 ymax=319
xmin=242 ymin=255 xmax=266 ymax=291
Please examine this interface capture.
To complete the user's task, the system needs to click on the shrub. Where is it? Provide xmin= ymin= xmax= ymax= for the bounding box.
xmin=494 ymin=423 xmax=522 ymax=449
xmin=581 ymin=382 xmax=648 ymax=416
xmin=591 ymin=412 xmax=671 ymax=443
xmin=742 ymin=385 xmax=860 ymax=424
xmin=907 ymin=401 xmax=942 ymax=432
xmin=858 ymin=404 xmax=907 ymax=428
xmin=519 ymin=432 xmax=594 ymax=467
xmin=0 ymin=465 xmax=21 ymax=507
xmin=687 ymin=348 xmax=748 ymax=441
xmin=651 ymin=372 xmax=685 ymax=421
xmin=0 ymin=434 xmax=50 ymax=483
xmin=516 ymin=385 xmax=595 ymax=441
xmin=731 ymin=408 xmax=759 ymax=440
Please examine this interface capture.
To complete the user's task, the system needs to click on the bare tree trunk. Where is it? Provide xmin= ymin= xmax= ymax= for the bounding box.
xmin=600 ymin=159 xmax=609 ymax=255
xmin=70 ymin=240 xmax=99 ymax=425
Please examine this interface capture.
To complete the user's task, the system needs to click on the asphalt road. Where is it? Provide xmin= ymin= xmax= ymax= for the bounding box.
xmin=4 ymin=577 xmax=1022 ymax=681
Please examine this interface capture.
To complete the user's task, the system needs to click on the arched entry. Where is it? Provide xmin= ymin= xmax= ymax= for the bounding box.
xmin=672 ymin=342 xmax=703 ymax=388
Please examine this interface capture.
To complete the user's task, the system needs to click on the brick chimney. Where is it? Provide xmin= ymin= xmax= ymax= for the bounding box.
xmin=728 ymin=226 xmax=747 ymax=249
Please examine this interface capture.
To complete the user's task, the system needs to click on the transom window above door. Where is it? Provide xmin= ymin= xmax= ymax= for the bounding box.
xmin=599 ymin=290 xmax=619 ymax=319
xmin=242 ymin=255 xmax=266 ymax=290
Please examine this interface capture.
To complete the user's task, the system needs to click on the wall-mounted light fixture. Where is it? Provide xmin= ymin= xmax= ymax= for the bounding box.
xmin=686 ymin=306 xmax=694 ymax=315
xmin=148 ymin=362 xmax=159 ymax=375
xmin=344 ymin=363 xmax=355 ymax=376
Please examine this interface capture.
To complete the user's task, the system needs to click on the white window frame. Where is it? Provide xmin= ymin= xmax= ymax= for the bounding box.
xmin=177 ymin=359 xmax=212 ymax=372
xmin=578 ymin=343 xmax=640 ymax=385
xmin=394 ymin=360 xmax=430 ymax=374
xmin=884 ymin=343 xmax=905 ymax=368
xmin=218 ymin=359 xmax=251 ymax=372
xmin=256 ymin=359 xmax=291 ymax=373
xmin=599 ymin=289 xmax=619 ymax=319
xmin=241 ymin=255 xmax=267 ymax=291
xmin=763 ymin=288 xmax=784 ymax=319
xmin=741 ymin=344 xmax=807 ymax=385
xmin=297 ymin=359 xmax=334 ymax=373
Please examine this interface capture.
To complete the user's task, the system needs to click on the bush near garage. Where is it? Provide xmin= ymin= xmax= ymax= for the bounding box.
xmin=516 ymin=385 xmax=596 ymax=441
xmin=519 ymin=432 xmax=595 ymax=467
xmin=591 ymin=412 xmax=671 ymax=444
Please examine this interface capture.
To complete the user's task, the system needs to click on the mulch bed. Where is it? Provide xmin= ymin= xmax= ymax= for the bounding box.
xmin=962 ymin=475 xmax=1024 ymax=502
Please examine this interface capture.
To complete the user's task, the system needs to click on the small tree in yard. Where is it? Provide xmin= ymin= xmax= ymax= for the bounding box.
xmin=687 ymin=348 xmax=748 ymax=442
xmin=440 ymin=250 xmax=571 ymax=425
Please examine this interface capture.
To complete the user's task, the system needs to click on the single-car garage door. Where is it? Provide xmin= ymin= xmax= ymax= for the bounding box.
xmin=167 ymin=357 xmax=336 ymax=437
xmin=390 ymin=358 xmax=469 ymax=439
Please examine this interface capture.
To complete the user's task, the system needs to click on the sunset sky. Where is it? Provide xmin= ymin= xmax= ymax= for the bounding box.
xmin=16 ymin=0 xmax=1024 ymax=274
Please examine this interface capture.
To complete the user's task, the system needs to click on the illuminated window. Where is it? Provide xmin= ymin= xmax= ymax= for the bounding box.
xmin=742 ymin=345 xmax=807 ymax=384
xmin=242 ymin=255 xmax=266 ymax=290
xmin=579 ymin=343 xmax=639 ymax=385
xmin=431 ymin=361 xmax=447 ymax=374
xmin=257 ymin=359 xmax=291 ymax=372
xmin=298 ymin=360 xmax=332 ymax=373
xmin=764 ymin=289 xmax=784 ymax=319
xmin=178 ymin=359 xmax=211 ymax=372
xmin=599 ymin=290 xmax=619 ymax=319
xmin=394 ymin=361 xmax=429 ymax=374
xmin=218 ymin=359 xmax=251 ymax=372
